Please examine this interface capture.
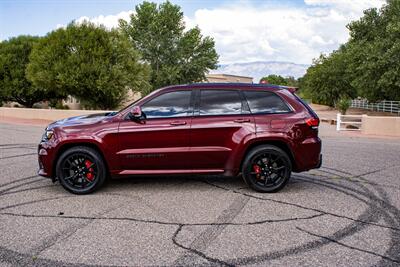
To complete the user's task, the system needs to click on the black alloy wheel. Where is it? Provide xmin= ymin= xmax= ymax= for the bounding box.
xmin=242 ymin=145 xmax=292 ymax=193
xmin=56 ymin=146 xmax=106 ymax=194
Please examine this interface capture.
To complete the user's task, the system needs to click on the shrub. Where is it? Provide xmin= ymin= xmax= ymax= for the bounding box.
xmin=337 ymin=97 xmax=351 ymax=115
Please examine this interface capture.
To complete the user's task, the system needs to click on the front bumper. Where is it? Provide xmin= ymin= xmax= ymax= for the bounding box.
xmin=37 ymin=142 xmax=57 ymax=179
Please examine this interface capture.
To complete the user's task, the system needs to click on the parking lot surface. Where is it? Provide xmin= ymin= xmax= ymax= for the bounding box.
xmin=0 ymin=122 xmax=399 ymax=266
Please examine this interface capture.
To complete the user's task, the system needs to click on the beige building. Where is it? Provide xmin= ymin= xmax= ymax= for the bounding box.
xmin=205 ymin=74 xmax=253 ymax=83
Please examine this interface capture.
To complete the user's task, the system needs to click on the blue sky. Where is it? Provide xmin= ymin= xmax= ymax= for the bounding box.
xmin=0 ymin=0 xmax=305 ymax=40
xmin=0 ymin=0 xmax=384 ymax=64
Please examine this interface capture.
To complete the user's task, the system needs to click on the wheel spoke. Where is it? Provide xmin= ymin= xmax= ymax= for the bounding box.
xmin=264 ymin=175 xmax=269 ymax=186
xmin=64 ymin=173 xmax=76 ymax=180
xmin=271 ymin=155 xmax=282 ymax=164
xmin=271 ymin=166 xmax=285 ymax=172
xmin=66 ymin=159 xmax=73 ymax=168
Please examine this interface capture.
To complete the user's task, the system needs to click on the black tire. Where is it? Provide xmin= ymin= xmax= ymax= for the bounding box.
xmin=56 ymin=146 xmax=107 ymax=194
xmin=242 ymin=145 xmax=292 ymax=193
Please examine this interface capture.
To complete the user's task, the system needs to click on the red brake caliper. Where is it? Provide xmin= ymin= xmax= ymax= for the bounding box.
xmin=84 ymin=160 xmax=94 ymax=181
xmin=253 ymin=164 xmax=261 ymax=179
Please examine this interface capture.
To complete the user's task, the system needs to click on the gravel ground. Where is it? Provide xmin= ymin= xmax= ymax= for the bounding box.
xmin=0 ymin=122 xmax=399 ymax=266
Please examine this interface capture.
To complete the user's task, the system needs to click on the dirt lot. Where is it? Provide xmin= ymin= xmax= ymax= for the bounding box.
xmin=0 ymin=122 xmax=399 ymax=266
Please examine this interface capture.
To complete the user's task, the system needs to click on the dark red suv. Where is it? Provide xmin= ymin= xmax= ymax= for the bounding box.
xmin=38 ymin=83 xmax=322 ymax=194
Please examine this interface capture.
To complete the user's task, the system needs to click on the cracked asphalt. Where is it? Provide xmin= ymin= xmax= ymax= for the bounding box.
xmin=0 ymin=122 xmax=399 ymax=266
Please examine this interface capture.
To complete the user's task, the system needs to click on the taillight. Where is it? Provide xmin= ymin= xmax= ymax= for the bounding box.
xmin=305 ymin=118 xmax=319 ymax=128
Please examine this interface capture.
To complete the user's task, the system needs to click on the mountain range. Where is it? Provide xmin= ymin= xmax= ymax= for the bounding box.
xmin=211 ymin=61 xmax=309 ymax=83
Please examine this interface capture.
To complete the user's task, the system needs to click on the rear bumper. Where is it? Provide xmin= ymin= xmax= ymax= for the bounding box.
xmin=315 ymin=154 xmax=322 ymax=169
xmin=293 ymin=137 xmax=322 ymax=172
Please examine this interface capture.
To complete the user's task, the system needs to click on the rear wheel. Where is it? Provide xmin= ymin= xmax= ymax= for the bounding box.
xmin=242 ymin=145 xmax=292 ymax=193
xmin=56 ymin=146 xmax=106 ymax=194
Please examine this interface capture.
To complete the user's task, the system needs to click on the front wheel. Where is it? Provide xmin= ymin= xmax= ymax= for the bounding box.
xmin=242 ymin=145 xmax=292 ymax=193
xmin=56 ymin=146 xmax=107 ymax=194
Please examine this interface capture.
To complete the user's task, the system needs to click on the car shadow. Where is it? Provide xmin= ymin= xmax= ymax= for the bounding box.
xmin=98 ymin=174 xmax=306 ymax=194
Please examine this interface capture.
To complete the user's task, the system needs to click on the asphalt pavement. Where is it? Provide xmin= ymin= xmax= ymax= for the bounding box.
xmin=0 ymin=122 xmax=399 ymax=266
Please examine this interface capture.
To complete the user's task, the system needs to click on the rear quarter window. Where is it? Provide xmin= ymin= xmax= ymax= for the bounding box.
xmin=243 ymin=91 xmax=291 ymax=114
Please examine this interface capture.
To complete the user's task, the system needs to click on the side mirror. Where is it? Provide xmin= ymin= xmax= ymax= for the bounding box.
xmin=129 ymin=106 xmax=145 ymax=122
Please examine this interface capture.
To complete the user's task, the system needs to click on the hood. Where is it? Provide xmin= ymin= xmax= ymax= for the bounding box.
xmin=47 ymin=112 xmax=117 ymax=130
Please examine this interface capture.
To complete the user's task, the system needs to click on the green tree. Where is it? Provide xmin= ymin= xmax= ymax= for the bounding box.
xmin=27 ymin=22 xmax=150 ymax=109
xmin=285 ymin=76 xmax=299 ymax=87
xmin=346 ymin=0 xmax=400 ymax=101
xmin=119 ymin=1 xmax=218 ymax=91
xmin=260 ymin=74 xmax=299 ymax=87
xmin=0 ymin=36 xmax=47 ymax=107
xmin=300 ymin=46 xmax=356 ymax=107
xmin=260 ymin=74 xmax=288 ymax=85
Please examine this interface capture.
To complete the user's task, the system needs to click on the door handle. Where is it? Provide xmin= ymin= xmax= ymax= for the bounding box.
xmin=234 ymin=118 xmax=250 ymax=123
xmin=170 ymin=121 xmax=187 ymax=126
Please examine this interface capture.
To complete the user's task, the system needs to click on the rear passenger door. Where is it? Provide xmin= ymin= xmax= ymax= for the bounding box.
xmin=188 ymin=89 xmax=255 ymax=172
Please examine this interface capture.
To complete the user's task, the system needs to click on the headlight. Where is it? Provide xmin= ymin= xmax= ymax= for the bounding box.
xmin=42 ymin=129 xmax=54 ymax=141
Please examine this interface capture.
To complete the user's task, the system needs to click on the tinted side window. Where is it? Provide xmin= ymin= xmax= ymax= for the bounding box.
xmin=244 ymin=91 xmax=291 ymax=114
xmin=199 ymin=90 xmax=242 ymax=116
xmin=141 ymin=90 xmax=191 ymax=118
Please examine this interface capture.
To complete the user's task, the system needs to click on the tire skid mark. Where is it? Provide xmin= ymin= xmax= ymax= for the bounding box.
xmin=200 ymin=180 xmax=400 ymax=232
xmin=157 ymin=175 xmax=383 ymax=266
xmin=0 ymin=246 xmax=92 ymax=267
xmin=0 ymin=195 xmax=76 ymax=212
xmin=312 ymin=169 xmax=347 ymax=178
xmin=199 ymin=175 xmax=400 ymax=265
xmin=173 ymin=195 xmax=249 ymax=265
xmin=229 ymin=206 xmax=377 ymax=266
xmin=307 ymin=174 xmax=400 ymax=191
xmin=172 ymin=225 xmax=233 ymax=267
xmin=0 ymin=178 xmax=46 ymax=195
xmin=31 ymin=204 xmax=125 ymax=258
xmin=0 ymin=152 xmax=37 ymax=160
xmin=353 ymin=166 xmax=400 ymax=179
xmin=318 ymin=165 xmax=400 ymax=189
xmin=296 ymin=227 xmax=400 ymax=264
xmin=295 ymin=175 xmax=400 ymax=224
xmin=0 ymin=175 xmax=39 ymax=188
xmin=0 ymin=145 xmax=37 ymax=150
xmin=0 ymin=184 xmax=57 ymax=196
xmin=321 ymin=166 xmax=354 ymax=176
xmin=374 ymin=185 xmax=400 ymax=266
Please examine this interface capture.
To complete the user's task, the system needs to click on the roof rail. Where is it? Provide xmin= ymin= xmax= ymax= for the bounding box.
xmin=160 ymin=83 xmax=298 ymax=92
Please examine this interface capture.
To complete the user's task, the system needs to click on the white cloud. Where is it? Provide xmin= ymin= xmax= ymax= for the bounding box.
xmin=66 ymin=0 xmax=384 ymax=65
xmin=185 ymin=0 xmax=384 ymax=64
xmin=75 ymin=10 xmax=133 ymax=29
xmin=304 ymin=0 xmax=383 ymax=14
xmin=57 ymin=10 xmax=134 ymax=30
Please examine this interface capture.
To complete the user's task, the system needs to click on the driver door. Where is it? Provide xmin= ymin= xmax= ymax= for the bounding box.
xmin=117 ymin=90 xmax=193 ymax=173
